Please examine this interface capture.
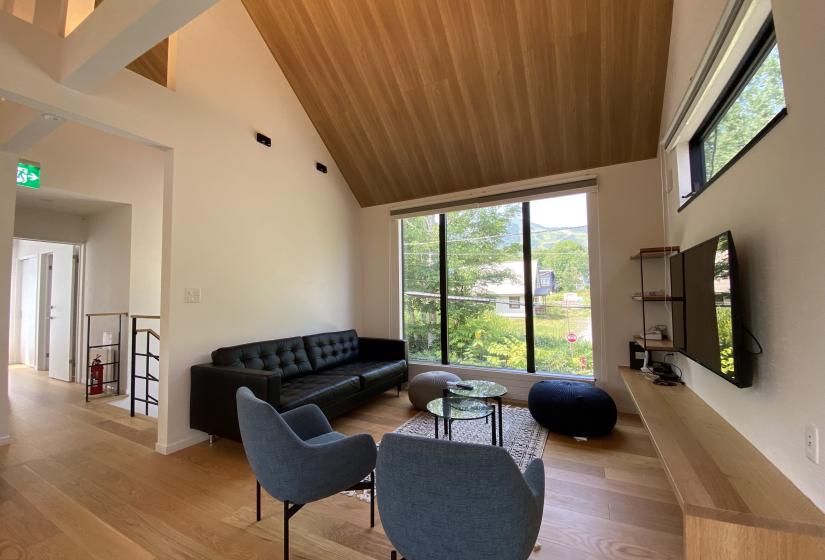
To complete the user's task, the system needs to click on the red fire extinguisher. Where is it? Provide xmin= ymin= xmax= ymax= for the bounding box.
xmin=90 ymin=354 xmax=104 ymax=395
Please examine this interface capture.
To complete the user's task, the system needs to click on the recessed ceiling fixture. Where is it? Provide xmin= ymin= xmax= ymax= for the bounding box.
xmin=41 ymin=113 xmax=63 ymax=122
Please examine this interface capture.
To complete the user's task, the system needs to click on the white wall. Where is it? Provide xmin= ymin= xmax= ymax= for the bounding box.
xmin=659 ymin=0 xmax=825 ymax=511
xmin=0 ymin=0 xmax=361 ymax=452
xmin=21 ymin=124 xmax=163 ymax=317
xmin=13 ymin=206 xmax=86 ymax=243
xmin=82 ymin=205 xmax=131 ymax=388
xmin=0 ymin=152 xmax=16 ymax=445
xmin=358 ymin=159 xmax=665 ymax=411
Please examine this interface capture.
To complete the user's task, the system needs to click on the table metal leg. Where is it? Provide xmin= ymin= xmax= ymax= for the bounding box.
xmin=491 ymin=409 xmax=496 ymax=446
xmin=496 ymin=396 xmax=504 ymax=447
xmin=434 ymin=415 xmax=439 ymax=439
xmin=448 ymin=419 xmax=453 ymax=441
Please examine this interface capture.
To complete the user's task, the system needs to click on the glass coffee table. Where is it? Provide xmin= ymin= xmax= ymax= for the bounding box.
xmin=445 ymin=380 xmax=508 ymax=447
xmin=426 ymin=397 xmax=496 ymax=444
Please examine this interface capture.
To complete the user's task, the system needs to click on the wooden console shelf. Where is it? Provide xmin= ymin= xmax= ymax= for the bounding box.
xmin=620 ymin=367 xmax=825 ymax=559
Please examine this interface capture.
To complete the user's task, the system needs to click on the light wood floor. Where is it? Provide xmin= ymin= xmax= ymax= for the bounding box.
xmin=0 ymin=366 xmax=683 ymax=559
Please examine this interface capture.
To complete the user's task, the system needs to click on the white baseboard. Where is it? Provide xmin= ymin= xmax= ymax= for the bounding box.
xmin=155 ymin=432 xmax=209 ymax=455
xmin=0 ymin=434 xmax=12 ymax=447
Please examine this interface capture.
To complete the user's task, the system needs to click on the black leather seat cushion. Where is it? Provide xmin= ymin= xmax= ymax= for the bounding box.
xmin=320 ymin=360 xmax=407 ymax=389
xmin=280 ymin=374 xmax=360 ymax=411
xmin=303 ymin=330 xmax=359 ymax=371
xmin=211 ymin=337 xmax=312 ymax=381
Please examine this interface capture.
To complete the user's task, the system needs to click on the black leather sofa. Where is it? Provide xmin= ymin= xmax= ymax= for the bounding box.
xmin=190 ymin=329 xmax=408 ymax=441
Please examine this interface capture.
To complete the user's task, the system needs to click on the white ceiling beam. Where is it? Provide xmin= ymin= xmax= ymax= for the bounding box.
xmin=60 ymin=0 xmax=218 ymax=92
xmin=0 ymin=113 xmax=64 ymax=154
xmin=33 ymin=0 xmax=69 ymax=36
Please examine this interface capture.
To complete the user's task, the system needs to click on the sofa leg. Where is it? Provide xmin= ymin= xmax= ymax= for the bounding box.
xmin=391 ymin=551 xmax=397 ymax=560
xmin=397 ymin=383 xmax=402 ymax=397
xmin=208 ymin=434 xmax=216 ymax=445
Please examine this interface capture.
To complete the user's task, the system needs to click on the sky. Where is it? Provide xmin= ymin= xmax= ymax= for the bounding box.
xmin=530 ymin=193 xmax=588 ymax=228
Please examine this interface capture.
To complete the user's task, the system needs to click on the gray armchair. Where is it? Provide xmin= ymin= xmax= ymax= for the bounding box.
xmin=376 ymin=433 xmax=544 ymax=560
xmin=236 ymin=387 xmax=377 ymax=560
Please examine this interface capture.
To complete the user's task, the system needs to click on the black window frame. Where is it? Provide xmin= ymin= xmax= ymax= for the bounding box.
xmin=400 ymin=196 xmax=592 ymax=377
xmin=685 ymin=16 xmax=787 ymax=209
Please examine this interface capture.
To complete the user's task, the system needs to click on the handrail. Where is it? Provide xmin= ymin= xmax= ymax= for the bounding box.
xmin=130 ymin=316 xmax=160 ymax=417
xmin=135 ymin=328 xmax=160 ymax=340
xmin=86 ymin=312 xmax=128 ymax=317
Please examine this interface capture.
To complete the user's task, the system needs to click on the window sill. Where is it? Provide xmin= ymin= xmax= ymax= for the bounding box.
xmin=408 ymin=360 xmax=596 ymax=383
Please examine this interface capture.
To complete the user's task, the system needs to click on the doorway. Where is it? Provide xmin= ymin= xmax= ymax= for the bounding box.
xmin=10 ymin=239 xmax=81 ymax=383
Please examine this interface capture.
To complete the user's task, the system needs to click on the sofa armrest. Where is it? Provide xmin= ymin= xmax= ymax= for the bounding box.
xmin=190 ymin=364 xmax=282 ymax=441
xmin=358 ymin=337 xmax=409 ymax=363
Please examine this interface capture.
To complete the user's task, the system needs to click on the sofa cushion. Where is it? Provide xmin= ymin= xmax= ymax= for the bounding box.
xmin=320 ymin=360 xmax=407 ymax=389
xmin=303 ymin=330 xmax=360 ymax=371
xmin=211 ymin=337 xmax=312 ymax=381
xmin=280 ymin=374 xmax=360 ymax=411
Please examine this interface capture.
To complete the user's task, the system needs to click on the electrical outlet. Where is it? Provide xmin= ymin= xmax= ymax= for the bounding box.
xmin=806 ymin=424 xmax=820 ymax=465
xmin=184 ymin=287 xmax=201 ymax=304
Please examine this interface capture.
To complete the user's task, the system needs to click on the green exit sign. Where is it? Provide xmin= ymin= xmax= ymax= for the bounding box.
xmin=17 ymin=161 xmax=41 ymax=189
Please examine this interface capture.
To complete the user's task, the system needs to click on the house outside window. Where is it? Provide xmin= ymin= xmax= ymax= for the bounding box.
xmin=401 ymin=193 xmax=593 ymax=377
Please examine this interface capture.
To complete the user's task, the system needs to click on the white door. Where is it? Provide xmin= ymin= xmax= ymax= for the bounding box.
xmin=47 ymin=246 xmax=76 ymax=382
xmin=19 ymin=256 xmax=38 ymax=368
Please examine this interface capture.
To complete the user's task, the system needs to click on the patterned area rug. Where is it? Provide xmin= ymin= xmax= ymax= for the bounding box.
xmin=394 ymin=404 xmax=548 ymax=470
xmin=341 ymin=404 xmax=548 ymax=502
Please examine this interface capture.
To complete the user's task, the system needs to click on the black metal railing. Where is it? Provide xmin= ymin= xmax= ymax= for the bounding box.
xmin=85 ymin=312 xmax=127 ymax=402
xmin=130 ymin=315 xmax=160 ymax=417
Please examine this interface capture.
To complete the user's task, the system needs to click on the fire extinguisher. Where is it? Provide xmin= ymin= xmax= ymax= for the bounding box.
xmin=90 ymin=354 xmax=104 ymax=395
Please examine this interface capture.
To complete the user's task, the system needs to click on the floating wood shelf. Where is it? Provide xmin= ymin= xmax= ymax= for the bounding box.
xmin=632 ymin=336 xmax=675 ymax=351
xmin=621 ymin=367 xmax=825 ymax=559
xmin=630 ymin=246 xmax=681 ymax=260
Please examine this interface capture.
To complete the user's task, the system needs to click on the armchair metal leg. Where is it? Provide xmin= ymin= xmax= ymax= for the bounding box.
xmin=256 ymin=480 xmax=261 ymax=522
xmin=283 ymin=500 xmax=304 ymax=560
xmin=369 ymin=471 xmax=375 ymax=528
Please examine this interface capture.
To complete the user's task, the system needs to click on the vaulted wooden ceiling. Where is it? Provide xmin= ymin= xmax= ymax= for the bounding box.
xmin=242 ymin=0 xmax=673 ymax=207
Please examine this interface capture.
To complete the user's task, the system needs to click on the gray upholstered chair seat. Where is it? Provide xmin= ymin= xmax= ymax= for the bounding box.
xmin=305 ymin=431 xmax=347 ymax=445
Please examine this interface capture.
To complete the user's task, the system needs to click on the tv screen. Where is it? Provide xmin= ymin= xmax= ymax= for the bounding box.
xmin=670 ymin=231 xmax=751 ymax=387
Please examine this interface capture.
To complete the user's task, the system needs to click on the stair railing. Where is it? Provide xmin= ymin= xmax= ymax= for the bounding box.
xmin=130 ymin=314 xmax=160 ymax=417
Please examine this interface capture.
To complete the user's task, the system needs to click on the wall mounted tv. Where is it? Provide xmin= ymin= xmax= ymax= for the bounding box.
xmin=670 ymin=231 xmax=751 ymax=387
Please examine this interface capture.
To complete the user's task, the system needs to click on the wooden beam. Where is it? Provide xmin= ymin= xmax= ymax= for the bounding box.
xmin=60 ymin=0 xmax=217 ymax=92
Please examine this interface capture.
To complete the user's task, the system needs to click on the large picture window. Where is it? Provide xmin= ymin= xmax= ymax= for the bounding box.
xmin=401 ymin=193 xmax=593 ymax=377
xmin=689 ymin=17 xmax=786 ymax=194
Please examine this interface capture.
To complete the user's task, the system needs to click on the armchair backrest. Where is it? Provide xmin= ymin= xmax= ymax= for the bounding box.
xmin=236 ymin=387 xmax=307 ymax=501
xmin=377 ymin=433 xmax=543 ymax=560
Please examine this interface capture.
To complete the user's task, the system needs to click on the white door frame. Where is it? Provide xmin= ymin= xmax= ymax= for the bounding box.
xmin=10 ymin=238 xmax=85 ymax=382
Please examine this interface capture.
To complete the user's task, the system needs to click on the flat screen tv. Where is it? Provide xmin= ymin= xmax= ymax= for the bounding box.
xmin=670 ymin=231 xmax=751 ymax=387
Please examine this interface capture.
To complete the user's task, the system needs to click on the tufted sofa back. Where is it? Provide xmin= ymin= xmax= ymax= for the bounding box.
xmin=303 ymin=330 xmax=360 ymax=372
xmin=212 ymin=337 xmax=312 ymax=380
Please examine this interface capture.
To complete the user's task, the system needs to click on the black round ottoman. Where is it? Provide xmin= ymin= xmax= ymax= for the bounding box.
xmin=528 ymin=380 xmax=617 ymax=436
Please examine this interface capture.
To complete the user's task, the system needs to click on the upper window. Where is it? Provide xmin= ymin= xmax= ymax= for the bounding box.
xmin=401 ymin=193 xmax=594 ymax=377
xmin=689 ymin=17 xmax=786 ymax=192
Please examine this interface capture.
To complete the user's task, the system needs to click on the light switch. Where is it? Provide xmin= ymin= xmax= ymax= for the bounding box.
xmin=185 ymin=287 xmax=201 ymax=304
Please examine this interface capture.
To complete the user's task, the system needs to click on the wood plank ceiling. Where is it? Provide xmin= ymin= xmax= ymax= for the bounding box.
xmin=242 ymin=0 xmax=673 ymax=207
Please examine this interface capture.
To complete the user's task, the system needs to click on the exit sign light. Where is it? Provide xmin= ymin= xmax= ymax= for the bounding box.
xmin=17 ymin=161 xmax=41 ymax=189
